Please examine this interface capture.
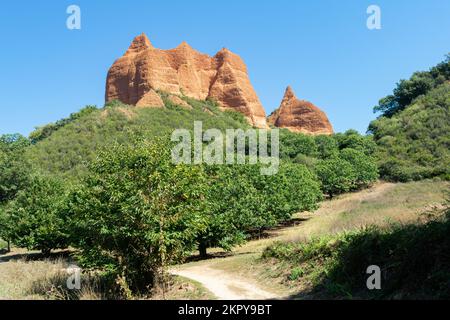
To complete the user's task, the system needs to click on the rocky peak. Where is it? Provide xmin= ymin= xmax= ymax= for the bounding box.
xmin=269 ymin=86 xmax=333 ymax=135
xmin=125 ymin=33 xmax=153 ymax=55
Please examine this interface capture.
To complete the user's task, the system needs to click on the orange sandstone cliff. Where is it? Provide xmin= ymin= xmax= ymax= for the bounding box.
xmin=268 ymin=86 xmax=333 ymax=135
xmin=105 ymin=33 xmax=267 ymax=128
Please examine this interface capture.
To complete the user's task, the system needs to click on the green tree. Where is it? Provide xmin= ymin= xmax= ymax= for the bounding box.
xmin=315 ymin=158 xmax=357 ymax=198
xmin=314 ymin=135 xmax=339 ymax=159
xmin=334 ymin=130 xmax=377 ymax=156
xmin=340 ymin=148 xmax=379 ymax=188
xmin=0 ymin=134 xmax=31 ymax=203
xmin=197 ymin=162 xmax=322 ymax=257
xmin=197 ymin=164 xmax=264 ymax=257
xmin=279 ymin=130 xmax=318 ymax=159
xmin=373 ymin=55 xmax=450 ymax=117
xmin=0 ymin=134 xmax=31 ymax=251
xmin=69 ymin=139 xmax=208 ymax=292
xmin=5 ymin=175 xmax=70 ymax=254
xmin=369 ymin=82 xmax=450 ymax=182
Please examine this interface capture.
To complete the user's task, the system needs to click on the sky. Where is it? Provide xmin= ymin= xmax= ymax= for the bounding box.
xmin=0 ymin=0 xmax=449 ymax=135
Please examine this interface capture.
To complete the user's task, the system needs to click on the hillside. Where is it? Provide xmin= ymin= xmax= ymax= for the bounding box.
xmin=369 ymin=56 xmax=450 ymax=181
xmin=24 ymin=97 xmax=249 ymax=179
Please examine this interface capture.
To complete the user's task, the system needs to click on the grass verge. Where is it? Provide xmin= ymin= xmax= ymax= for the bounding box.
xmin=262 ymin=204 xmax=450 ymax=299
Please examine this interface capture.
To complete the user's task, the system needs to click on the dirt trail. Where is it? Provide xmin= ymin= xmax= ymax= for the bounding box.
xmin=171 ymin=265 xmax=277 ymax=300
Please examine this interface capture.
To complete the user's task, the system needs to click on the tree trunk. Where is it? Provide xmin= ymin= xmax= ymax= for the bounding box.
xmin=199 ymin=242 xmax=207 ymax=259
xmin=7 ymin=240 xmax=10 ymax=252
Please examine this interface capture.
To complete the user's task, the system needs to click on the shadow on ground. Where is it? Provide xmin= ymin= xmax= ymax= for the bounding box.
xmin=0 ymin=250 xmax=72 ymax=263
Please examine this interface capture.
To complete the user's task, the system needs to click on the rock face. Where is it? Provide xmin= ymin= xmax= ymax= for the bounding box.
xmin=269 ymin=86 xmax=333 ymax=135
xmin=106 ymin=33 xmax=267 ymax=127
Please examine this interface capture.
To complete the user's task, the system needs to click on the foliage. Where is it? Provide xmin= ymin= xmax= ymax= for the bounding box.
xmin=198 ymin=162 xmax=322 ymax=255
xmin=69 ymin=139 xmax=209 ymax=291
xmin=339 ymin=148 xmax=378 ymax=188
xmin=333 ymin=130 xmax=377 ymax=156
xmin=4 ymin=175 xmax=70 ymax=254
xmin=25 ymin=100 xmax=250 ymax=180
xmin=0 ymin=133 xmax=32 ymax=249
xmin=279 ymin=130 xmax=318 ymax=159
xmin=315 ymin=158 xmax=357 ymax=198
xmin=314 ymin=135 xmax=339 ymax=159
xmin=0 ymin=134 xmax=31 ymax=203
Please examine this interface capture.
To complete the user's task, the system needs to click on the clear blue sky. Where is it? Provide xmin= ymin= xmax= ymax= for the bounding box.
xmin=1 ymin=0 xmax=449 ymax=135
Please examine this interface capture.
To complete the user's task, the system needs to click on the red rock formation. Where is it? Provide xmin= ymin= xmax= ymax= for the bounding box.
xmin=269 ymin=86 xmax=333 ymax=135
xmin=106 ymin=33 xmax=267 ymax=127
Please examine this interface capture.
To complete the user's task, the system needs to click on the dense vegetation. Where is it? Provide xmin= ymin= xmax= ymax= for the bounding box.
xmin=279 ymin=129 xmax=379 ymax=198
xmin=369 ymin=56 xmax=450 ymax=182
xmin=25 ymin=98 xmax=249 ymax=180
xmin=263 ymin=205 xmax=450 ymax=299
xmin=5 ymin=53 xmax=449 ymax=297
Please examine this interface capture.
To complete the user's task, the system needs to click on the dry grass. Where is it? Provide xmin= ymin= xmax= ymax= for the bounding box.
xmin=230 ymin=180 xmax=449 ymax=254
xmin=287 ymin=180 xmax=448 ymax=241
xmin=151 ymin=275 xmax=216 ymax=300
xmin=0 ymin=249 xmax=103 ymax=300
xmin=0 ymin=249 xmax=214 ymax=300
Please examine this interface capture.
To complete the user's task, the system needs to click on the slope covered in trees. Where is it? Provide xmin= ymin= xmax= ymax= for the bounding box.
xmin=369 ymin=56 xmax=450 ymax=181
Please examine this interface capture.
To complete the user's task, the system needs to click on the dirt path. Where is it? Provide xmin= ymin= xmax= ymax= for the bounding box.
xmin=171 ymin=265 xmax=277 ymax=300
